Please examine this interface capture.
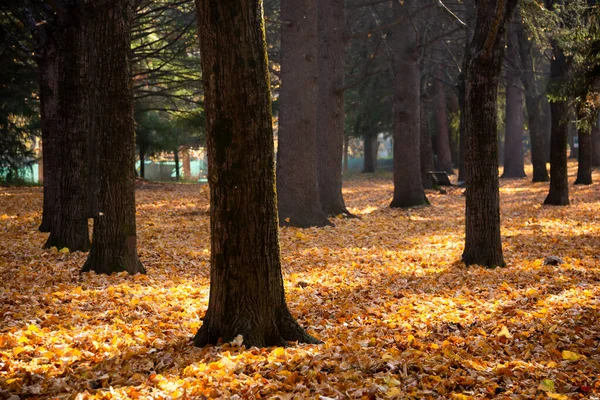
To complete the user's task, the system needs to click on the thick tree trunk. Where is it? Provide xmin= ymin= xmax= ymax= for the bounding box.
xmin=193 ymin=0 xmax=319 ymax=348
xmin=174 ymin=149 xmax=180 ymax=181
xmin=316 ymin=0 xmax=351 ymax=217
xmin=82 ymin=0 xmax=144 ymax=274
xmin=592 ymin=117 xmax=600 ymax=166
xmin=389 ymin=0 xmax=428 ymax=208
xmin=433 ymin=71 xmax=454 ymax=175
xmin=463 ymin=0 xmax=517 ymax=268
xmin=44 ymin=2 xmax=90 ymax=252
xmin=544 ymin=42 xmax=570 ymax=206
xmin=575 ymin=129 xmax=592 ymax=185
xmin=501 ymin=31 xmax=526 ymax=179
xmin=37 ymin=30 xmax=59 ymax=233
xmin=420 ymin=100 xmax=434 ymax=190
xmin=362 ymin=133 xmax=377 ymax=173
xmin=276 ymin=0 xmax=329 ymax=228
xmin=516 ymin=20 xmax=549 ymax=182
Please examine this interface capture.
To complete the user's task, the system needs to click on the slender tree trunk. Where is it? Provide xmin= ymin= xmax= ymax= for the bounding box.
xmin=343 ymin=135 xmax=349 ymax=173
xmin=592 ymin=116 xmax=600 ymax=166
xmin=457 ymin=1 xmax=475 ymax=183
xmin=139 ymin=146 xmax=146 ymax=179
xmin=516 ymin=19 xmax=549 ymax=182
xmin=82 ymin=0 xmax=144 ymax=274
xmin=182 ymin=146 xmax=191 ymax=178
xmin=389 ymin=0 xmax=428 ymax=208
xmin=193 ymin=0 xmax=319 ymax=348
xmin=575 ymin=130 xmax=592 ymax=184
xmin=44 ymin=1 xmax=90 ymax=252
xmin=501 ymin=29 xmax=526 ymax=179
xmin=463 ymin=0 xmax=517 ymax=268
xmin=544 ymin=41 xmax=570 ymax=206
xmin=37 ymin=29 xmax=59 ymax=233
xmin=434 ymin=70 xmax=454 ymax=175
xmin=316 ymin=0 xmax=351 ymax=217
xmin=174 ymin=149 xmax=180 ymax=181
xmin=420 ymin=99 xmax=434 ymax=190
xmin=362 ymin=133 xmax=377 ymax=173
xmin=276 ymin=0 xmax=329 ymax=228
xmin=568 ymin=108 xmax=578 ymax=159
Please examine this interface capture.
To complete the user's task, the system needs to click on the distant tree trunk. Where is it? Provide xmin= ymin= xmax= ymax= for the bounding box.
xmin=544 ymin=40 xmax=570 ymax=206
xmin=516 ymin=19 xmax=549 ymax=182
xmin=276 ymin=0 xmax=329 ymax=228
xmin=343 ymin=135 xmax=349 ymax=172
xmin=44 ymin=1 xmax=90 ymax=252
xmin=420 ymin=99 xmax=434 ymax=189
xmin=568 ymin=108 xmax=578 ymax=159
xmin=457 ymin=1 xmax=475 ymax=183
xmin=389 ymin=0 xmax=428 ymax=208
xmin=575 ymin=130 xmax=592 ymax=185
xmin=592 ymin=116 xmax=600 ymax=166
xmin=139 ymin=146 xmax=147 ymax=179
xmin=37 ymin=26 xmax=59 ymax=233
xmin=501 ymin=26 xmax=526 ymax=179
xmin=174 ymin=148 xmax=180 ymax=181
xmin=316 ymin=0 xmax=351 ymax=217
xmin=362 ymin=133 xmax=377 ymax=173
xmin=463 ymin=0 xmax=517 ymax=268
xmin=542 ymin=96 xmax=552 ymax=160
xmin=182 ymin=146 xmax=191 ymax=178
xmin=82 ymin=0 xmax=144 ymax=274
xmin=193 ymin=0 xmax=319 ymax=348
xmin=433 ymin=71 xmax=454 ymax=175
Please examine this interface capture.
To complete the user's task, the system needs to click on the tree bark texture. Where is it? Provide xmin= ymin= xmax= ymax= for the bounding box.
xmin=362 ymin=133 xmax=377 ymax=173
xmin=575 ymin=128 xmax=592 ymax=185
xmin=501 ymin=27 xmax=526 ymax=179
xmin=193 ymin=0 xmax=319 ymax=348
xmin=44 ymin=1 xmax=90 ymax=252
xmin=516 ymin=20 xmax=549 ymax=182
xmin=316 ymin=0 xmax=351 ymax=217
xmin=36 ymin=23 xmax=59 ymax=233
xmin=420 ymin=100 xmax=434 ymax=190
xmin=462 ymin=0 xmax=517 ymax=268
xmin=433 ymin=70 xmax=454 ymax=175
xmin=544 ymin=41 xmax=570 ymax=206
xmin=82 ymin=0 xmax=144 ymax=274
xmin=592 ymin=116 xmax=600 ymax=166
xmin=389 ymin=0 xmax=428 ymax=208
xmin=276 ymin=0 xmax=329 ymax=228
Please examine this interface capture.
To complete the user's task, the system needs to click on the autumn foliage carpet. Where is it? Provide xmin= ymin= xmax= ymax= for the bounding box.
xmin=1 ymin=162 xmax=599 ymax=399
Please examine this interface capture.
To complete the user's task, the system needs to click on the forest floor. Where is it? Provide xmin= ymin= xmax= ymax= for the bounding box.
xmin=1 ymin=160 xmax=599 ymax=399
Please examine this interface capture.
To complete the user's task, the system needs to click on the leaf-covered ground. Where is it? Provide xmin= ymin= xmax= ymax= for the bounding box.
xmin=1 ymin=161 xmax=599 ymax=399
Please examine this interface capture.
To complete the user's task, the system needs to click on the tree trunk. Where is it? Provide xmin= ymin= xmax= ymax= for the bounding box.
xmin=420 ymin=99 xmax=434 ymax=190
xmin=457 ymin=2 xmax=475 ymax=183
xmin=463 ymin=0 xmax=517 ymax=268
xmin=44 ymin=1 xmax=90 ymax=252
xmin=276 ymin=0 xmax=329 ymax=228
xmin=182 ymin=146 xmax=191 ymax=178
xmin=544 ymin=41 xmax=570 ymax=206
xmin=343 ymin=135 xmax=349 ymax=173
xmin=174 ymin=148 xmax=180 ymax=181
xmin=501 ymin=28 xmax=526 ymax=179
xmin=434 ymin=70 xmax=454 ymax=175
xmin=592 ymin=116 xmax=600 ymax=166
xmin=575 ymin=129 xmax=592 ymax=185
xmin=516 ymin=19 xmax=549 ymax=182
xmin=139 ymin=146 xmax=146 ymax=179
xmin=37 ymin=27 xmax=59 ymax=233
xmin=362 ymin=133 xmax=377 ymax=173
xmin=316 ymin=0 xmax=351 ymax=217
xmin=82 ymin=0 xmax=144 ymax=275
xmin=568 ymin=109 xmax=578 ymax=159
xmin=389 ymin=0 xmax=428 ymax=208
xmin=193 ymin=0 xmax=319 ymax=348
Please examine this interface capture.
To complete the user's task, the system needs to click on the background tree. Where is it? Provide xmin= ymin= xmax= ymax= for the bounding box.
xmin=463 ymin=0 xmax=518 ymax=267
xmin=193 ymin=0 xmax=319 ymax=347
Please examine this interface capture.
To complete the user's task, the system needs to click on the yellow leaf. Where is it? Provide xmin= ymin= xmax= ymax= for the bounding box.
xmin=272 ymin=347 xmax=285 ymax=357
xmin=547 ymin=393 xmax=568 ymax=400
xmin=539 ymin=379 xmax=555 ymax=392
xmin=547 ymin=361 xmax=558 ymax=368
xmin=59 ymin=247 xmax=70 ymax=253
xmin=284 ymin=217 xmax=290 ymax=223
xmin=386 ymin=387 xmax=402 ymax=398
xmin=498 ymin=325 xmax=512 ymax=339
xmin=295 ymin=231 xmax=307 ymax=240
xmin=27 ymin=324 xmax=40 ymax=333
xmin=12 ymin=346 xmax=25 ymax=356
xmin=384 ymin=375 xmax=401 ymax=387
xmin=562 ymin=350 xmax=585 ymax=361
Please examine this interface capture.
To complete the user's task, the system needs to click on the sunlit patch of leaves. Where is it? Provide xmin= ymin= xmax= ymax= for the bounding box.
xmin=0 ymin=161 xmax=599 ymax=398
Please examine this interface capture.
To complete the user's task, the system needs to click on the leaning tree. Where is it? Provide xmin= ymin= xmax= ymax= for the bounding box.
xmin=193 ymin=0 xmax=320 ymax=347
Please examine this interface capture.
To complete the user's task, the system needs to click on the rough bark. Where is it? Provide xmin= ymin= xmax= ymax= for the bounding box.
xmin=44 ymin=1 xmax=90 ymax=252
xmin=82 ymin=0 xmax=144 ymax=274
xmin=544 ymin=40 xmax=570 ymax=206
xmin=516 ymin=19 xmax=549 ymax=182
xmin=276 ymin=0 xmax=329 ymax=228
xmin=593 ymin=116 xmax=600 ymax=166
xmin=462 ymin=0 xmax=517 ymax=268
xmin=362 ymin=133 xmax=378 ymax=173
xmin=193 ymin=0 xmax=319 ymax=348
xmin=433 ymin=70 xmax=454 ymax=175
xmin=501 ymin=26 xmax=526 ymax=179
xmin=420 ymin=99 xmax=434 ymax=190
xmin=388 ymin=0 xmax=428 ymax=208
xmin=36 ymin=24 xmax=59 ymax=233
xmin=316 ymin=0 xmax=352 ymax=217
